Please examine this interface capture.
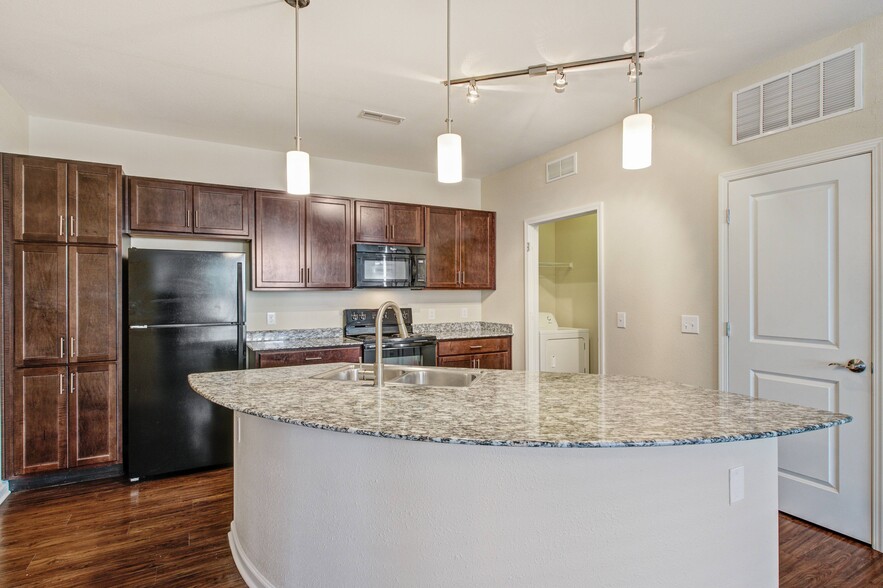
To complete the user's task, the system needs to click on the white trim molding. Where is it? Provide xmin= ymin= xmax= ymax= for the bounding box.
xmin=229 ymin=521 xmax=276 ymax=588
xmin=523 ymin=202 xmax=605 ymax=374
xmin=0 ymin=481 xmax=10 ymax=506
xmin=718 ymin=137 xmax=883 ymax=551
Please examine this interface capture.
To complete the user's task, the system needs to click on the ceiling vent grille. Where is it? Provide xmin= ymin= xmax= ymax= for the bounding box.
xmin=358 ymin=110 xmax=405 ymax=125
xmin=546 ymin=153 xmax=578 ymax=183
xmin=732 ymin=44 xmax=862 ymax=144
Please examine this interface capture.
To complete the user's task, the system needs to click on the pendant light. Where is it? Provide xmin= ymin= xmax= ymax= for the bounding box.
xmin=286 ymin=0 xmax=310 ymax=194
xmin=622 ymin=0 xmax=652 ymax=170
xmin=437 ymin=0 xmax=462 ymax=184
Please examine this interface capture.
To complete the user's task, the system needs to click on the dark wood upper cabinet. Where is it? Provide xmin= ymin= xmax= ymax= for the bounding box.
xmin=128 ymin=178 xmax=192 ymax=233
xmin=425 ymin=207 xmax=495 ymax=290
xmin=14 ymin=244 xmax=67 ymax=367
xmin=69 ymin=362 xmax=118 ymax=468
xmin=425 ymin=207 xmax=460 ymax=288
xmin=306 ymin=196 xmax=352 ymax=288
xmin=67 ymin=163 xmax=120 ymax=246
xmin=12 ymin=366 xmax=68 ymax=476
xmin=459 ymin=209 xmax=495 ymax=289
xmin=354 ymin=200 xmax=424 ymax=246
xmin=68 ymin=246 xmax=117 ymax=363
xmin=193 ymin=185 xmax=251 ymax=237
xmin=253 ymin=191 xmax=306 ymax=289
xmin=13 ymin=156 xmax=67 ymax=243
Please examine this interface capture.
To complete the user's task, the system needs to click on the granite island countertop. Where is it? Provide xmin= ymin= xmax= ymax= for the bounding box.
xmin=188 ymin=364 xmax=851 ymax=448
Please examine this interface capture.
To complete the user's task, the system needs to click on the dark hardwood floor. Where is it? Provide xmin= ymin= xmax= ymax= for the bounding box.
xmin=1 ymin=468 xmax=882 ymax=586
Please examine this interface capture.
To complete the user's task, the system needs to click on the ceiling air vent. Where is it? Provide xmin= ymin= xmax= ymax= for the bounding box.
xmin=732 ymin=44 xmax=862 ymax=145
xmin=546 ymin=153 xmax=578 ymax=183
xmin=358 ymin=110 xmax=405 ymax=125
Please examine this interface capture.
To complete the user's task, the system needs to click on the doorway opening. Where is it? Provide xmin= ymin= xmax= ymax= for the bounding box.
xmin=524 ymin=203 xmax=603 ymax=373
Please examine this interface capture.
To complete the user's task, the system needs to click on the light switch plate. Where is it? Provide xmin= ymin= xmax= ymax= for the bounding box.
xmin=616 ymin=312 xmax=627 ymax=329
xmin=460 ymin=307 xmax=469 ymax=319
xmin=681 ymin=315 xmax=699 ymax=334
xmin=427 ymin=308 xmax=436 ymax=320
xmin=267 ymin=312 xmax=277 ymax=325
xmin=729 ymin=466 xmax=745 ymax=504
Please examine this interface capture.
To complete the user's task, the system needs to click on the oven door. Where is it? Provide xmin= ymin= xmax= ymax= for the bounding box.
xmin=363 ymin=342 xmax=437 ymax=367
xmin=355 ymin=253 xmax=412 ymax=288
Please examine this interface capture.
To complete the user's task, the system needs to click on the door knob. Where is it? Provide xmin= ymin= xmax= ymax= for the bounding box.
xmin=828 ymin=359 xmax=867 ymax=373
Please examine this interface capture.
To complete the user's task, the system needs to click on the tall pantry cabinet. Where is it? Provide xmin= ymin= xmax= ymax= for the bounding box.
xmin=2 ymin=154 xmax=123 ymax=485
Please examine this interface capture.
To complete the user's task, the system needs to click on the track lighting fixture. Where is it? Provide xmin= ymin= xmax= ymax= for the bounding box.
xmin=284 ymin=0 xmax=311 ymax=195
xmin=627 ymin=60 xmax=640 ymax=83
xmin=622 ymin=0 xmax=652 ymax=170
xmin=437 ymin=0 xmax=462 ymax=183
xmin=553 ymin=68 xmax=568 ymax=93
xmin=466 ymin=80 xmax=480 ymax=103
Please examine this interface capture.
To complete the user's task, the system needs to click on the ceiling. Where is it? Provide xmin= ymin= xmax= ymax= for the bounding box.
xmin=0 ymin=1 xmax=881 ymax=178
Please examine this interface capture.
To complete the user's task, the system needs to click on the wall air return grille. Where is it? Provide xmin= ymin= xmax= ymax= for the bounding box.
xmin=546 ymin=153 xmax=578 ymax=183
xmin=732 ymin=44 xmax=862 ymax=144
xmin=358 ymin=110 xmax=405 ymax=125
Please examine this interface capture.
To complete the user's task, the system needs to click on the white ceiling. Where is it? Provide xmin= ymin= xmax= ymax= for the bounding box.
xmin=0 ymin=0 xmax=881 ymax=178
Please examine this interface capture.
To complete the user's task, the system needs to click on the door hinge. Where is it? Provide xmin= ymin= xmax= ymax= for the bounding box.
xmin=726 ymin=208 xmax=731 ymax=224
xmin=526 ymin=242 xmax=531 ymax=253
xmin=725 ymin=321 xmax=731 ymax=337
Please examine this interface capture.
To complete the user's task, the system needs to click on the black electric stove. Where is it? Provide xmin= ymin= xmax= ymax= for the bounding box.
xmin=344 ymin=308 xmax=437 ymax=366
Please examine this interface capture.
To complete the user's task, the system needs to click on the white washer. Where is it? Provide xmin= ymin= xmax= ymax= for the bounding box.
xmin=539 ymin=312 xmax=590 ymax=373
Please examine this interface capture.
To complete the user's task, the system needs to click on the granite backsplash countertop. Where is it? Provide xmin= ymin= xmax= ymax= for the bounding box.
xmin=247 ymin=321 xmax=514 ymax=352
xmin=189 ymin=364 xmax=851 ymax=448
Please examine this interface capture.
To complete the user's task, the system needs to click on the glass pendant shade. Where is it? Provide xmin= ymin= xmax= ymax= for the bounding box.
xmin=437 ymin=132 xmax=462 ymax=183
xmin=286 ymin=150 xmax=311 ymax=195
xmin=622 ymin=113 xmax=652 ymax=170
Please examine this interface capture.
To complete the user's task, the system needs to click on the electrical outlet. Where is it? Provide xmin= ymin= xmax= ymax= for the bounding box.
xmin=266 ymin=312 xmax=276 ymax=325
xmin=427 ymin=308 xmax=436 ymax=320
xmin=616 ymin=312 xmax=627 ymax=329
xmin=729 ymin=466 xmax=745 ymax=504
xmin=681 ymin=315 xmax=699 ymax=334
xmin=460 ymin=307 xmax=469 ymax=319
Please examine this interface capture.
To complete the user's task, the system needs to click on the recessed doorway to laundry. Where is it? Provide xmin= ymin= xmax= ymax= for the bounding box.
xmin=524 ymin=204 xmax=602 ymax=374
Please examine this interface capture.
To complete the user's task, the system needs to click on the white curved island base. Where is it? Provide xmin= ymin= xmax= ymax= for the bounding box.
xmin=229 ymin=412 xmax=778 ymax=588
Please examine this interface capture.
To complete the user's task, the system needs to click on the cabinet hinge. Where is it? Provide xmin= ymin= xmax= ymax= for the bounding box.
xmin=725 ymin=322 xmax=731 ymax=337
xmin=726 ymin=208 xmax=731 ymax=224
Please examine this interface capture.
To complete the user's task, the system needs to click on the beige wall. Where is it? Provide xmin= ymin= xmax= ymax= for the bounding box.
xmin=0 ymin=83 xmax=27 ymax=154
xmin=482 ymin=14 xmax=883 ymax=386
xmin=537 ymin=223 xmax=557 ymax=313
xmin=29 ymin=118 xmax=484 ymax=331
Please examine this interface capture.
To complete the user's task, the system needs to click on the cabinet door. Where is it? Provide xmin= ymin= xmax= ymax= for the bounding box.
xmin=460 ymin=210 xmax=496 ymax=289
xmin=193 ymin=185 xmax=251 ymax=237
xmin=436 ymin=355 xmax=476 ymax=368
xmin=14 ymin=244 xmax=67 ymax=367
xmin=128 ymin=178 xmax=193 ymax=233
xmin=389 ymin=203 xmax=424 ymax=245
xmin=425 ymin=207 xmax=460 ymax=288
xmin=69 ymin=362 xmax=118 ymax=468
xmin=253 ymin=191 xmax=306 ymax=289
xmin=12 ymin=156 xmax=67 ymax=243
xmin=474 ymin=351 xmax=510 ymax=370
xmin=306 ymin=196 xmax=352 ymax=288
xmin=12 ymin=366 xmax=68 ymax=476
xmin=68 ymin=163 xmax=120 ymax=245
xmin=354 ymin=200 xmax=388 ymax=243
xmin=69 ymin=246 xmax=118 ymax=363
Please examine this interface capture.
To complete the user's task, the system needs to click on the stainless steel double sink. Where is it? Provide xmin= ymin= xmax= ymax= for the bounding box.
xmin=310 ymin=364 xmax=484 ymax=388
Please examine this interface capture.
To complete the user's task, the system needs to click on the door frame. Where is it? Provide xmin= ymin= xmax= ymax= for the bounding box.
xmin=524 ymin=202 xmax=604 ymax=373
xmin=718 ymin=137 xmax=883 ymax=550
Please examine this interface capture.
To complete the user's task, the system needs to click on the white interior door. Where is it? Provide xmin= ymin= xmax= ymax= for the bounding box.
xmin=727 ymin=154 xmax=872 ymax=542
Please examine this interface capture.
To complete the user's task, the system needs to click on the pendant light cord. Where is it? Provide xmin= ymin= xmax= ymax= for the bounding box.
xmin=446 ymin=0 xmax=452 ymax=133
xmin=295 ymin=0 xmax=301 ymax=150
xmin=633 ymin=0 xmax=640 ymax=115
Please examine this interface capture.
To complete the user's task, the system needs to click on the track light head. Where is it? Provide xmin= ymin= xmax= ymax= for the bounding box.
xmin=466 ymin=80 xmax=480 ymax=104
xmin=628 ymin=60 xmax=640 ymax=83
xmin=553 ymin=68 xmax=568 ymax=93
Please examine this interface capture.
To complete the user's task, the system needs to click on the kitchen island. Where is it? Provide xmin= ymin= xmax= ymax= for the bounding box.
xmin=189 ymin=364 xmax=850 ymax=588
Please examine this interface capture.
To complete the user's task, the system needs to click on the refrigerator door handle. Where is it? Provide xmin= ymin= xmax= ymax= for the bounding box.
xmin=236 ymin=262 xmax=244 ymax=325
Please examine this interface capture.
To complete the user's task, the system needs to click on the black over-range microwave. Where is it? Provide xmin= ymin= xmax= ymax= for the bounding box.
xmin=354 ymin=244 xmax=426 ymax=288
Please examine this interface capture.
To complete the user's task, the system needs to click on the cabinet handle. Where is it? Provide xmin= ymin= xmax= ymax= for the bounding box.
xmin=469 ymin=345 xmax=482 ymax=350
xmin=194 ymin=210 xmax=199 ymax=228
xmin=70 ymin=372 xmax=76 ymax=394
xmin=306 ymin=268 xmax=311 ymax=284
xmin=390 ymin=224 xmax=395 ymax=240
xmin=59 ymin=215 xmax=65 ymax=237
xmin=60 ymin=337 xmax=65 ymax=358
xmin=69 ymin=215 xmax=76 ymax=237
xmin=300 ymin=267 xmax=304 ymax=283
xmin=71 ymin=337 xmax=77 ymax=357
xmin=186 ymin=209 xmax=190 ymax=227
xmin=59 ymin=373 xmax=64 ymax=395
xmin=476 ymin=358 xmax=481 ymax=368
xmin=304 ymin=356 xmax=323 ymax=361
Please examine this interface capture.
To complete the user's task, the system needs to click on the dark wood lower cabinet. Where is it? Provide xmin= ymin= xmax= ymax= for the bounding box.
xmin=252 ymin=346 xmax=362 ymax=368
xmin=11 ymin=363 xmax=118 ymax=477
xmin=436 ymin=336 xmax=512 ymax=370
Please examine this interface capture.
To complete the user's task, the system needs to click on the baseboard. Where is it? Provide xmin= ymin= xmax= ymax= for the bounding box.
xmin=0 ymin=481 xmax=9 ymax=506
xmin=7 ymin=464 xmax=123 ymax=491
xmin=228 ymin=520 xmax=276 ymax=588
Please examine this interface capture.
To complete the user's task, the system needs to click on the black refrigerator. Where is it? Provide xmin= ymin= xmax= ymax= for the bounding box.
xmin=125 ymin=248 xmax=246 ymax=481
